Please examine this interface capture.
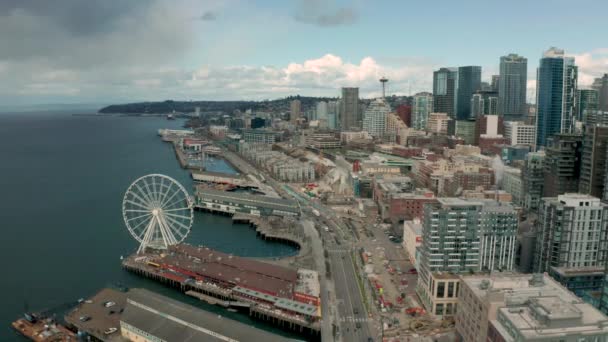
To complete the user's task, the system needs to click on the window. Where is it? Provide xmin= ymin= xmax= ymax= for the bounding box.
xmin=448 ymin=282 xmax=455 ymax=298
xmin=436 ymin=303 xmax=444 ymax=315
xmin=437 ymin=282 xmax=445 ymax=297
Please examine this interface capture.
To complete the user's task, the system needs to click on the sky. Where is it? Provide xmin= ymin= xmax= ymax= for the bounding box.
xmin=1 ymin=0 xmax=607 ymax=106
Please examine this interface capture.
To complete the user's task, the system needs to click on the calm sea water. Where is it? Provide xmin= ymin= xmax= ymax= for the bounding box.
xmin=0 ymin=111 xmax=298 ymax=341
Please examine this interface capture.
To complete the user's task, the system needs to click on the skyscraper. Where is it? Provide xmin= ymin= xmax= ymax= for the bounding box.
xmin=578 ymin=89 xmax=600 ymax=120
xmin=412 ymin=92 xmax=433 ymax=130
xmin=433 ymin=68 xmax=458 ymax=119
xmin=290 ymin=99 xmax=301 ymax=124
xmin=362 ymin=98 xmax=390 ymax=138
xmin=498 ymin=54 xmax=528 ymax=121
xmin=593 ymin=74 xmax=608 ymax=111
xmin=456 ymin=66 xmax=482 ymax=120
xmin=535 ymin=47 xmax=578 ymax=147
xmin=339 ymin=87 xmax=360 ymax=130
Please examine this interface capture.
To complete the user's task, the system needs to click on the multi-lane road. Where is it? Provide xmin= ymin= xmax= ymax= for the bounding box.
xmin=217 ymin=146 xmax=375 ymax=341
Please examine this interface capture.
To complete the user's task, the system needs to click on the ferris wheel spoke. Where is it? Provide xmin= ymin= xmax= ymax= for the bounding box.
xmin=124 ymin=199 xmax=150 ymax=210
xmin=133 ymin=181 xmax=156 ymax=207
xmin=161 ymin=186 xmax=183 ymax=208
xmin=162 ymin=207 xmax=190 ymax=213
xmin=164 ymin=197 xmax=190 ymax=211
xmin=130 ymin=215 xmax=153 ymax=241
xmin=151 ymin=176 xmax=161 ymax=204
xmin=157 ymin=177 xmax=169 ymax=204
xmin=165 ymin=212 xmax=192 ymax=221
xmin=162 ymin=217 xmax=183 ymax=244
xmin=130 ymin=184 xmax=154 ymax=207
xmin=142 ymin=176 xmax=159 ymax=205
xmin=164 ymin=214 xmax=192 ymax=233
xmin=124 ymin=209 xmax=152 ymax=213
xmin=126 ymin=212 xmax=153 ymax=222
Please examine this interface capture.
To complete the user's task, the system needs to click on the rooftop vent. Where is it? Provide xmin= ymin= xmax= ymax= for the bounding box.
xmin=479 ymin=279 xmax=491 ymax=290
xmin=529 ymin=274 xmax=544 ymax=287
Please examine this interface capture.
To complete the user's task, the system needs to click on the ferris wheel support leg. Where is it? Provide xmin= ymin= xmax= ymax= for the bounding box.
xmin=138 ymin=218 xmax=156 ymax=254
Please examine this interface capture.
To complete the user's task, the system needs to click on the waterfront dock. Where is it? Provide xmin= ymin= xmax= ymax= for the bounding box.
xmin=64 ymin=288 xmax=126 ymax=341
xmin=233 ymin=214 xmax=304 ymax=250
xmin=62 ymin=287 xmax=293 ymax=342
xmin=121 ymin=244 xmax=322 ymax=336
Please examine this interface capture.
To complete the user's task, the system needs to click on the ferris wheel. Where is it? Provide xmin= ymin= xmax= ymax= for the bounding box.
xmin=122 ymin=174 xmax=193 ymax=253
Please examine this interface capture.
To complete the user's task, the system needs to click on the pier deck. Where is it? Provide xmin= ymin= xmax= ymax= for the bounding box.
xmin=64 ymin=288 xmax=127 ymax=341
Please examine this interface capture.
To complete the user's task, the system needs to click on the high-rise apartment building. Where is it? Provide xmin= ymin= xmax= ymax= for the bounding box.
xmin=580 ymin=125 xmax=608 ymax=198
xmin=290 ymin=99 xmax=301 ymax=124
xmin=412 ymin=92 xmax=433 ymax=130
xmin=536 ymin=47 xmax=578 ymax=147
xmin=433 ymin=68 xmax=458 ymax=118
xmin=456 ymin=66 xmax=482 ymax=120
xmin=470 ymin=90 xmax=498 ymax=118
xmin=417 ymin=199 xmax=518 ymax=316
xmin=523 ymin=151 xmax=545 ymax=211
xmin=543 ymin=134 xmax=582 ymax=197
xmin=578 ymin=89 xmax=600 ymax=121
xmin=593 ymin=74 xmax=608 ymax=111
xmin=534 ymin=194 xmax=608 ymax=272
xmin=339 ymin=87 xmax=360 ymax=130
xmin=498 ymin=54 xmax=528 ymax=121
xmin=362 ymin=98 xmax=390 ymax=138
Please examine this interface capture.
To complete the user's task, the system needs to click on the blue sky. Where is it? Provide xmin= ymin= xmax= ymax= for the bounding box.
xmin=0 ymin=0 xmax=607 ymax=105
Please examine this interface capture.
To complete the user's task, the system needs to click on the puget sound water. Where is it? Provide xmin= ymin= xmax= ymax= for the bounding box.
xmin=0 ymin=111 xmax=299 ymax=341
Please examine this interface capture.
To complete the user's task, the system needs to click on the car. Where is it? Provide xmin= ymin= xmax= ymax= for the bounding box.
xmin=79 ymin=315 xmax=91 ymax=322
xmin=104 ymin=327 xmax=118 ymax=335
xmin=104 ymin=301 xmax=116 ymax=308
xmin=407 ymin=268 xmax=418 ymax=274
xmin=368 ymin=338 xmax=374 ymax=342
xmin=356 ymin=322 xmax=361 ymax=329
xmin=353 ymin=308 xmax=359 ymax=315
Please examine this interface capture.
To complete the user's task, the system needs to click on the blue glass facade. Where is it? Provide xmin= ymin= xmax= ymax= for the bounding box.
xmin=536 ymin=50 xmax=577 ymax=148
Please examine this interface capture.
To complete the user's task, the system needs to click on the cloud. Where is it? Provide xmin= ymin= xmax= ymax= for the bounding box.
xmin=293 ymin=0 xmax=358 ymax=27
xmin=199 ymin=11 xmax=217 ymax=21
xmin=183 ymin=54 xmax=437 ymax=99
xmin=0 ymin=53 xmax=438 ymax=103
xmin=573 ymin=49 xmax=608 ymax=87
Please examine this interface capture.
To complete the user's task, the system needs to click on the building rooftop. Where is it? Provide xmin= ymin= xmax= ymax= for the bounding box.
xmin=196 ymin=188 xmax=298 ymax=213
xmin=122 ymin=288 xmax=293 ymax=342
xmin=464 ymin=274 xmax=608 ymax=340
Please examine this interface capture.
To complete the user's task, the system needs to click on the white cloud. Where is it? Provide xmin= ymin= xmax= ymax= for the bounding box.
xmin=573 ymin=49 xmax=608 ymax=87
